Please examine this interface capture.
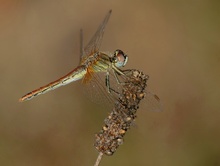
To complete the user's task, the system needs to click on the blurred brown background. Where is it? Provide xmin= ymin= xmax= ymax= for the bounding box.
xmin=0 ymin=0 xmax=220 ymax=166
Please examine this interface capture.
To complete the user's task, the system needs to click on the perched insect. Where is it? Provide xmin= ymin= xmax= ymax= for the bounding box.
xmin=19 ymin=10 xmax=161 ymax=112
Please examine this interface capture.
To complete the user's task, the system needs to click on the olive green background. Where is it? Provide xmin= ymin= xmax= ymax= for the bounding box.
xmin=0 ymin=0 xmax=219 ymax=166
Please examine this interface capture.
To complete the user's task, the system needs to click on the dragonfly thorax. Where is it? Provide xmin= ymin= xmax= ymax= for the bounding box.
xmin=112 ymin=49 xmax=128 ymax=68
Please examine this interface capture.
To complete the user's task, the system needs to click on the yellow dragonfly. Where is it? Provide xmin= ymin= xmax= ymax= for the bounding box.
xmin=19 ymin=10 xmax=161 ymax=112
xmin=19 ymin=10 xmax=127 ymax=102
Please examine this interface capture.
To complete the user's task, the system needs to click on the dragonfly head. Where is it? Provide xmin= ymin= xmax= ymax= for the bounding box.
xmin=112 ymin=49 xmax=128 ymax=68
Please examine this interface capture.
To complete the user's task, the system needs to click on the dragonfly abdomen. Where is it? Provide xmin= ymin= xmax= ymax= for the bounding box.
xmin=19 ymin=66 xmax=86 ymax=102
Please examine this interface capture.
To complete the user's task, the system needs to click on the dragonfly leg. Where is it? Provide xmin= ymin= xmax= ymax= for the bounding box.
xmin=111 ymin=66 xmax=133 ymax=85
xmin=105 ymin=71 xmax=111 ymax=93
xmin=105 ymin=71 xmax=120 ymax=95
xmin=121 ymin=69 xmax=132 ymax=75
xmin=113 ymin=70 xmax=125 ymax=85
xmin=112 ymin=69 xmax=132 ymax=85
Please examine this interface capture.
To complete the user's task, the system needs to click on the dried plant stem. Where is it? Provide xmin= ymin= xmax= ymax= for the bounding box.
xmin=94 ymin=152 xmax=103 ymax=166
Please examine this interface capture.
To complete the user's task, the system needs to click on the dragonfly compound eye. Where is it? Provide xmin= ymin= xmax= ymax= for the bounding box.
xmin=114 ymin=49 xmax=128 ymax=68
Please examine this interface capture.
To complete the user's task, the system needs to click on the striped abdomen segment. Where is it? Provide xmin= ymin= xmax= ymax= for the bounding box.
xmin=19 ymin=66 xmax=86 ymax=102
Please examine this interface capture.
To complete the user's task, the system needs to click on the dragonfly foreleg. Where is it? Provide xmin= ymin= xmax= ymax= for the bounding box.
xmin=112 ymin=68 xmax=133 ymax=85
xmin=105 ymin=71 xmax=120 ymax=95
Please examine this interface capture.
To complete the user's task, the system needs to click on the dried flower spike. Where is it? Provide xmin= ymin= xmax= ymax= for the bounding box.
xmin=94 ymin=69 xmax=148 ymax=156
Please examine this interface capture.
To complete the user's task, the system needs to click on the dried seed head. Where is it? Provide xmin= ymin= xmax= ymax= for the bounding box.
xmin=103 ymin=125 xmax=108 ymax=131
xmin=94 ymin=70 xmax=148 ymax=155
xmin=119 ymin=129 xmax=126 ymax=134
xmin=117 ymin=138 xmax=123 ymax=145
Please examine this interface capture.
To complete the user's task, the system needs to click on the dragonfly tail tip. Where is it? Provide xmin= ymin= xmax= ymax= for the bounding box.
xmin=19 ymin=98 xmax=24 ymax=102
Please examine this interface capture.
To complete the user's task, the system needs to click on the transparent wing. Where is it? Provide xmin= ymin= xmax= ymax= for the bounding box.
xmin=82 ymin=69 xmax=123 ymax=111
xmin=81 ymin=10 xmax=112 ymax=61
xmin=79 ymin=29 xmax=84 ymax=62
xmin=140 ymin=91 xmax=163 ymax=112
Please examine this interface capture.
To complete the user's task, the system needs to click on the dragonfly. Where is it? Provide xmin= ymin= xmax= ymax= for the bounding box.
xmin=19 ymin=10 xmax=162 ymax=112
